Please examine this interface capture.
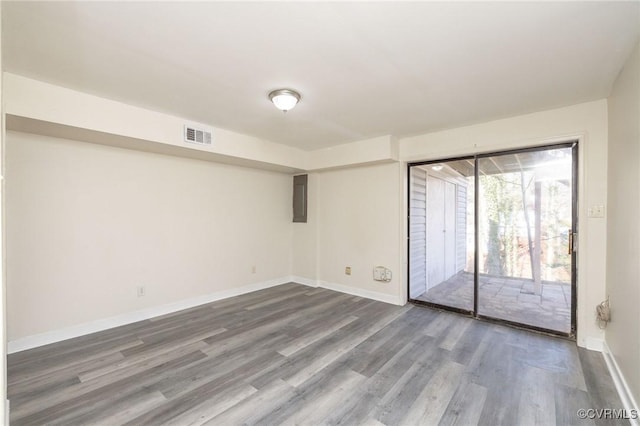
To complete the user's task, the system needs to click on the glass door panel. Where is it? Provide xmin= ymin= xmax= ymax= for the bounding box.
xmin=409 ymin=159 xmax=475 ymax=312
xmin=476 ymin=147 xmax=573 ymax=333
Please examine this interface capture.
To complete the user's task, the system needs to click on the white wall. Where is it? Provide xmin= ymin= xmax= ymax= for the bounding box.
xmin=400 ymin=100 xmax=609 ymax=349
xmin=0 ymin=2 xmax=8 ymax=421
xmin=4 ymin=73 xmax=307 ymax=172
xmin=307 ymin=135 xmax=398 ymax=171
xmin=6 ymin=131 xmax=293 ymax=342
xmin=291 ymin=173 xmax=318 ymax=284
xmin=315 ymin=163 xmax=404 ymax=304
xmin=606 ymin=40 xmax=640 ymax=407
xmin=4 ymin=73 xmax=400 ymax=174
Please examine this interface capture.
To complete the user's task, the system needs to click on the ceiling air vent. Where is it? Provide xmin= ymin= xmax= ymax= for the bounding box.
xmin=184 ymin=125 xmax=213 ymax=145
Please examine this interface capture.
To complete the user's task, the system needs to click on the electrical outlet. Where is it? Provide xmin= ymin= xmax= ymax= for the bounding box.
xmin=588 ymin=204 xmax=605 ymax=218
xmin=137 ymin=285 xmax=146 ymax=297
xmin=345 ymin=266 xmax=351 ymax=275
xmin=373 ymin=266 xmax=392 ymax=282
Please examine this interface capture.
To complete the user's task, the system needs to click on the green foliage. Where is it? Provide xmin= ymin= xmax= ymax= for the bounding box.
xmin=480 ymin=170 xmax=571 ymax=282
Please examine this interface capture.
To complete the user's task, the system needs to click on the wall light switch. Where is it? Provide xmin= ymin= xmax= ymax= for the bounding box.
xmin=345 ymin=266 xmax=351 ymax=275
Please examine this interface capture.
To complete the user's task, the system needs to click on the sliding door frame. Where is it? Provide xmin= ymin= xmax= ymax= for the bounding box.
xmin=407 ymin=141 xmax=578 ymax=339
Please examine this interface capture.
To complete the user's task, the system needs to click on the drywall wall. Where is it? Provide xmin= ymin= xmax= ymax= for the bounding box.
xmin=315 ymin=163 xmax=404 ymax=304
xmin=400 ymin=100 xmax=609 ymax=349
xmin=606 ymin=40 xmax=640 ymax=408
xmin=6 ymin=131 xmax=293 ymax=341
xmin=4 ymin=73 xmax=307 ymax=172
xmin=0 ymin=2 xmax=8 ymax=421
xmin=4 ymin=74 xmax=401 ymax=173
xmin=291 ymin=173 xmax=318 ymax=284
xmin=307 ymin=135 xmax=398 ymax=171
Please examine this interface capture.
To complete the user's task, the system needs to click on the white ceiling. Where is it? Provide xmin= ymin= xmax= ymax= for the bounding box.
xmin=3 ymin=1 xmax=639 ymax=151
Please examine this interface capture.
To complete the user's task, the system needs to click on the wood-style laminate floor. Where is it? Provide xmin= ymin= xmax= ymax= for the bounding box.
xmin=8 ymin=283 xmax=625 ymax=425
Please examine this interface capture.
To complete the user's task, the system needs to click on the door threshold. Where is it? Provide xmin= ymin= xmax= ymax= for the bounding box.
xmin=409 ymin=299 xmax=576 ymax=341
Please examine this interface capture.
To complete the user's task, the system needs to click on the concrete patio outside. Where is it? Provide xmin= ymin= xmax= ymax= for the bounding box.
xmin=413 ymin=271 xmax=572 ymax=333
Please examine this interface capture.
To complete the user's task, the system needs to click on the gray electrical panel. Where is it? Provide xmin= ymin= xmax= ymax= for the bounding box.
xmin=293 ymin=174 xmax=308 ymax=223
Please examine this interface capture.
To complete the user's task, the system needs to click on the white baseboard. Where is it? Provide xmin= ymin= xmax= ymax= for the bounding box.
xmin=584 ymin=336 xmax=605 ymax=352
xmin=315 ymin=280 xmax=403 ymax=306
xmin=289 ymin=276 xmax=319 ymax=288
xmin=289 ymin=276 xmax=402 ymax=305
xmin=602 ymin=341 xmax=640 ymax=425
xmin=8 ymin=276 xmax=292 ymax=354
xmin=9 ymin=276 xmax=403 ymax=354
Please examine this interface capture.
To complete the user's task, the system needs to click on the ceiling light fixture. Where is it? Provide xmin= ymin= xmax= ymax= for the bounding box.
xmin=269 ymin=89 xmax=301 ymax=112
xmin=431 ymin=165 xmax=444 ymax=171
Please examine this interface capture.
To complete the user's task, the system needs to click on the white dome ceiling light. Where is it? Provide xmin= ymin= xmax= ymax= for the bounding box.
xmin=269 ymin=89 xmax=301 ymax=112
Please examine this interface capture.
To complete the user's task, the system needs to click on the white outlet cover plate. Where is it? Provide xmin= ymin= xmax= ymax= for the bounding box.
xmin=588 ymin=205 xmax=605 ymax=218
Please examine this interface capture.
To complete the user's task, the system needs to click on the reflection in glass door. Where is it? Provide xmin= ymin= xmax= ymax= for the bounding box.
xmin=408 ymin=143 xmax=576 ymax=336
xmin=409 ymin=159 xmax=475 ymax=312
xmin=477 ymin=147 xmax=574 ymax=333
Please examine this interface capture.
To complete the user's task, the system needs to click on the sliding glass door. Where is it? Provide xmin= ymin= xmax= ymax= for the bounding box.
xmin=408 ymin=143 xmax=576 ymax=336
